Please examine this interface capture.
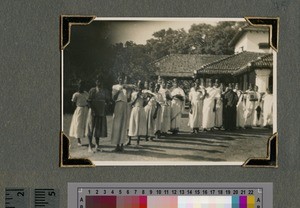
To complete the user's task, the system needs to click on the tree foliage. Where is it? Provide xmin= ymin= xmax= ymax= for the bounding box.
xmin=65 ymin=21 xmax=247 ymax=86
xmin=64 ymin=21 xmax=247 ymax=113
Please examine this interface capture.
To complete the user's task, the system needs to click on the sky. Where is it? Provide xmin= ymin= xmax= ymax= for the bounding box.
xmin=94 ymin=18 xmax=245 ymax=45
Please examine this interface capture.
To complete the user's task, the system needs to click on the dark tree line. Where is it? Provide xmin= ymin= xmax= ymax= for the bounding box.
xmin=63 ymin=21 xmax=247 ymax=113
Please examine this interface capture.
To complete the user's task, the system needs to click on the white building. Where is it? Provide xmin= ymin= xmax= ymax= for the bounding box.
xmin=197 ymin=25 xmax=273 ymax=93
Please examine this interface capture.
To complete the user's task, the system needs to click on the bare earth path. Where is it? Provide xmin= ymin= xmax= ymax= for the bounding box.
xmin=63 ymin=114 xmax=272 ymax=163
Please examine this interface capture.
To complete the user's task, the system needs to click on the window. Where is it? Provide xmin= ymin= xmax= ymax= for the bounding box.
xmin=258 ymin=42 xmax=270 ymax=49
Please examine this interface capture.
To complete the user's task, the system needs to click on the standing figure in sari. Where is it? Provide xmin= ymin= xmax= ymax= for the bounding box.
xmin=159 ymin=80 xmax=172 ymax=135
xmin=127 ymin=81 xmax=147 ymax=146
xmin=170 ymin=78 xmax=185 ymax=134
xmin=244 ymin=84 xmax=256 ymax=128
xmin=202 ymin=79 xmax=218 ymax=131
xmin=86 ymin=77 xmax=109 ymax=152
xmin=69 ymin=81 xmax=89 ymax=147
xmin=111 ymin=76 xmax=128 ymax=152
xmin=144 ymin=82 xmax=157 ymax=140
xmin=214 ymin=79 xmax=223 ymax=129
xmin=234 ymin=83 xmax=245 ymax=129
xmin=188 ymin=82 xmax=205 ymax=133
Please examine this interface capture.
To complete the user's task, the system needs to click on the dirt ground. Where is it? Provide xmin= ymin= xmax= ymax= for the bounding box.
xmin=63 ymin=113 xmax=272 ymax=163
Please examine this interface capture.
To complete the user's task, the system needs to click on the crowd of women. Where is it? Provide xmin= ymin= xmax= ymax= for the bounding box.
xmin=68 ymin=75 xmax=273 ymax=153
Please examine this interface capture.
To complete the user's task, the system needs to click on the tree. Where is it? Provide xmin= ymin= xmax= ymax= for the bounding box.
xmin=111 ymin=42 xmax=155 ymax=84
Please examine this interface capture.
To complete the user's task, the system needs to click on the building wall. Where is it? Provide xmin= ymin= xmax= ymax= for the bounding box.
xmin=234 ymin=31 xmax=272 ymax=53
xmin=234 ymin=34 xmax=248 ymax=53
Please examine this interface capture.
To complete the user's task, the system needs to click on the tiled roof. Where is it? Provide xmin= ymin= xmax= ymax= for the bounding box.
xmin=251 ymin=53 xmax=273 ymax=69
xmin=153 ymin=54 xmax=229 ymax=77
xmin=197 ymin=51 xmax=272 ymax=76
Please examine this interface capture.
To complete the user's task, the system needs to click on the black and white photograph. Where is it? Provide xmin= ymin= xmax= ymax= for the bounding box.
xmin=61 ymin=18 xmax=277 ymax=165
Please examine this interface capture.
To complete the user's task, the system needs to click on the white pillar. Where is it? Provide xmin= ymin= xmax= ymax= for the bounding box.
xmin=255 ymin=69 xmax=271 ymax=92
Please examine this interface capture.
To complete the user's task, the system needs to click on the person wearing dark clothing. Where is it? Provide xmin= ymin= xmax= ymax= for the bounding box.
xmin=223 ymin=84 xmax=239 ymax=131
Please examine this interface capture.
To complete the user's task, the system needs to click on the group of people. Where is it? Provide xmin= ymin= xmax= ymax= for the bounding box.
xmin=187 ymin=78 xmax=273 ymax=134
xmin=68 ymin=75 xmax=273 ymax=153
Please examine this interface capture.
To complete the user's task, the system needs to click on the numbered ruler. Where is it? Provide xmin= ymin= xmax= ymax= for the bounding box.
xmin=4 ymin=188 xmax=59 ymax=208
xmin=33 ymin=189 xmax=59 ymax=208
xmin=5 ymin=188 xmax=30 ymax=208
xmin=68 ymin=183 xmax=273 ymax=208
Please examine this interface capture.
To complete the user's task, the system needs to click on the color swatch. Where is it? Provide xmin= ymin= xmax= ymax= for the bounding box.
xmin=86 ymin=195 xmax=256 ymax=208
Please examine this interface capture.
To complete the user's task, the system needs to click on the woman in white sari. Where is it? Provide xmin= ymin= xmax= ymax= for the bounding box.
xmin=214 ymin=80 xmax=223 ymax=129
xmin=234 ymin=84 xmax=245 ymax=129
xmin=159 ymin=80 xmax=172 ymax=135
xmin=170 ymin=79 xmax=185 ymax=134
xmin=202 ymin=79 xmax=218 ymax=131
xmin=244 ymin=84 xmax=256 ymax=128
xmin=144 ymin=82 xmax=157 ymax=140
xmin=188 ymin=82 xmax=204 ymax=133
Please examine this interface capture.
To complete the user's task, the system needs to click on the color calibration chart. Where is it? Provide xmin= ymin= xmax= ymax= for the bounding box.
xmin=68 ymin=183 xmax=273 ymax=208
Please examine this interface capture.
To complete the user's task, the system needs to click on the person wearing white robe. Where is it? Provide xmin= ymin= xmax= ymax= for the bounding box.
xmin=234 ymin=84 xmax=245 ymax=128
xmin=111 ymin=76 xmax=128 ymax=152
xmin=127 ymin=82 xmax=147 ymax=146
xmin=159 ymin=81 xmax=172 ymax=135
xmin=144 ymin=82 xmax=157 ymax=140
xmin=199 ymin=79 xmax=206 ymax=130
xmin=244 ymin=84 xmax=256 ymax=128
xmin=170 ymin=79 xmax=185 ymax=134
xmin=202 ymin=79 xmax=218 ymax=131
xmin=188 ymin=82 xmax=204 ymax=133
xmin=262 ymin=89 xmax=273 ymax=127
xmin=214 ymin=81 xmax=223 ymax=129
xmin=188 ymin=79 xmax=201 ymax=129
